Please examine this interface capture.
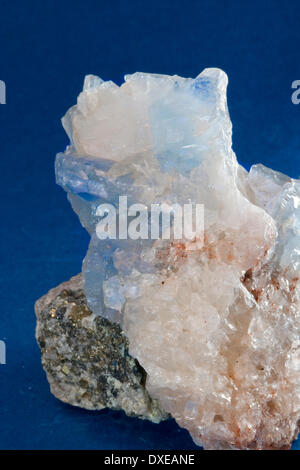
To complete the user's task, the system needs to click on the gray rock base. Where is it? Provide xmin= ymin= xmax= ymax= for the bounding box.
xmin=35 ymin=274 xmax=168 ymax=423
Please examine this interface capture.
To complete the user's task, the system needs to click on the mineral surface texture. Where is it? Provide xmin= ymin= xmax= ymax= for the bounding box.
xmin=35 ymin=274 xmax=168 ymax=422
xmin=53 ymin=69 xmax=300 ymax=449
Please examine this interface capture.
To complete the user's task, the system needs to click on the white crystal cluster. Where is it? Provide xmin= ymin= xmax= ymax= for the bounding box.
xmin=56 ymin=69 xmax=300 ymax=449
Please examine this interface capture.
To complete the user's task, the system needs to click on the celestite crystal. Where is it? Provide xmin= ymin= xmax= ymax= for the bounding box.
xmin=55 ymin=69 xmax=300 ymax=450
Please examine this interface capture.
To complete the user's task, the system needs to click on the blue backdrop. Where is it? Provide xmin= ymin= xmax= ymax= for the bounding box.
xmin=0 ymin=0 xmax=300 ymax=450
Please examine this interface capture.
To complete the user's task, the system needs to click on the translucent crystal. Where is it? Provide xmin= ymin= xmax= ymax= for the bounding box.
xmin=56 ymin=69 xmax=300 ymax=450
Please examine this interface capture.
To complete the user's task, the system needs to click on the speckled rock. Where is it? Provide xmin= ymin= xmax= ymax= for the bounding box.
xmin=35 ymin=274 xmax=168 ymax=423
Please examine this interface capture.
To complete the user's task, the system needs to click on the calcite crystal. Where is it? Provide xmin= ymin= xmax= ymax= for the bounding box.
xmin=54 ymin=69 xmax=300 ymax=450
xmin=35 ymin=274 xmax=168 ymax=422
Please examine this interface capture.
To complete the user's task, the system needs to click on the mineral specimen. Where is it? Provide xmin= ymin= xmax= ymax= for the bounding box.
xmin=35 ymin=274 xmax=168 ymax=422
xmin=53 ymin=68 xmax=300 ymax=449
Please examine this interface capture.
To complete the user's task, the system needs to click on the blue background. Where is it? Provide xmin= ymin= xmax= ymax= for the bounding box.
xmin=0 ymin=0 xmax=300 ymax=450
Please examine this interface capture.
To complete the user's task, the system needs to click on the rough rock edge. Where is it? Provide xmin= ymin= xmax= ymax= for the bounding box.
xmin=35 ymin=274 xmax=169 ymax=423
